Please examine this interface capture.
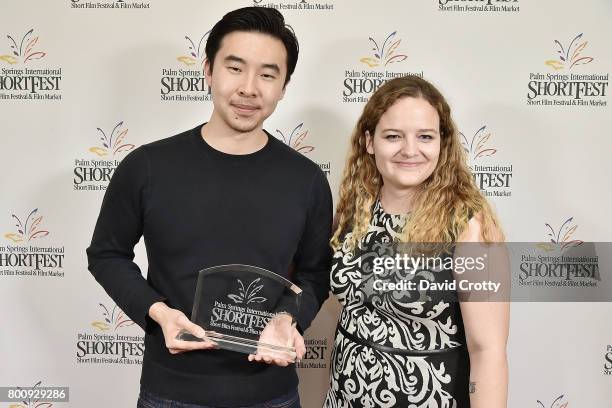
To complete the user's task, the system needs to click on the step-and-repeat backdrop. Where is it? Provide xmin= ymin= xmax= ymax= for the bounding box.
xmin=1 ymin=0 xmax=611 ymax=407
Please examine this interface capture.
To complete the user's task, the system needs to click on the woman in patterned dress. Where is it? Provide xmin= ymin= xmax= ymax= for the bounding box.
xmin=324 ymin=76 xmax=509 ymax=408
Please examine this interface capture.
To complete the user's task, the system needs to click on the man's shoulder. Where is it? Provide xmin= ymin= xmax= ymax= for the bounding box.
xmin=142 ymin=126 xmax=196 ymax=154
xmin=267 ymin=132 xmax=322 ymax=177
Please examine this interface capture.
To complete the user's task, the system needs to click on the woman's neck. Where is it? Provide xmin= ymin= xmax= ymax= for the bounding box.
xmin=379 ymin=185 xmax=416 ymax=215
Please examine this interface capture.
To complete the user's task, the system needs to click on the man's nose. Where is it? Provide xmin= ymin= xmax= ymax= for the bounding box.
xmin=238 ymin=72 xmax=257 ymax=97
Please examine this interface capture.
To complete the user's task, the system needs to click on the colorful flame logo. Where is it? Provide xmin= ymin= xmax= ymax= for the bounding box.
xmin=360 ymin=31 xmax=408 ymax=68
xmin=91 ymin=303 xmax=135 ymax=331
xmin=228 ymin=278 xmax=266 ymax=305
xmin=89 ymin=121 xmax=135 ymax=157
xmin=276 ymin=123 xmax=314 ymax=154
xmin=460 ymin=125 xmax=497 ymax=161
xmin=537 ymin=218 xmax=583 ymax=252
xmin=177 ymin=31 xmax=211 ymax=67
xmin=545 ymin=33 xmax=593 ymax=71
xmin=537 ymin=394 xmax=568 ymax=408
xmin=1 ymin=29 xmax=47 ymax=65
xmin=8 ymin=381 xmax=53 ymax=408
xmin=4 ymin=209 xmax=49 ymax=244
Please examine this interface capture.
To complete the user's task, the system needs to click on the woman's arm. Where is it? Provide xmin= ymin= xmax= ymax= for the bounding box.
xmin=456 ymin=214 xmax=510 ymax=408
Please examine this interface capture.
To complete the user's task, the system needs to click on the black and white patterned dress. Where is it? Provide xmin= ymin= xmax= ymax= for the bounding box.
xmin=324 ymin=200 xmax=470 ymax=408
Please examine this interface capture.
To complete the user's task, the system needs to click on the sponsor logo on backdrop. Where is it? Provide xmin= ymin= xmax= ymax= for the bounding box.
xmin=537 ymin=218 xmax=583 ymax=253
xmin=537 ymin=395 xmax=569 ymax=408
xmin=252 ymin=0 xmax=334 ymax=11
xmin=296 ymin=337 xmax=328 ymax=369
xmin=76 ymin=302 xmax=144 ymax=365
xmin=0 ymin=29 xmax=62 ymax=101
xmin=73 ymin=121 xmax=135 ymax=191
xmin=438 ymin=0 xmax=519 ymax=13
xmin=0 ymin=209 xmax=65 ymax=278
xmin=343 ymin=31 xmax=422 ymax=103
xmin=90 ymin=302 xmax=136 ymax=331
xmin=518 ymin=218 xmax=598 ymax=288
xmin=276 ymin=123 xmax=331 ymax=176
xmin=70 ymin=0 xmax=151 ymax=9
xmin=528 ymin=33 xmax=608 ymax=107
xmin=160 ymin=32 xmax=212 ymax=102
xmin=605 ymin=345 xmax=612 ymax=375
xmin=461 ymin=125 xmax=512 ymax=198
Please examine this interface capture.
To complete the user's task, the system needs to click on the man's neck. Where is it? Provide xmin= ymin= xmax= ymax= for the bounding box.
xmin=201 ymin=115 xmax=268 ymax=155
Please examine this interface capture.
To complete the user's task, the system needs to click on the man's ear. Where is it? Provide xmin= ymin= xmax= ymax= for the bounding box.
xmin=365 ymin=130 xmax=374 ymax=154
xmin=279 ymin=80 xmax=288 ymax=100
xmin=204 ymin=58 xmax=212 ymax=87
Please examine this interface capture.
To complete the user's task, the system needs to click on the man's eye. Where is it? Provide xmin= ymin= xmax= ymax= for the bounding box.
xmin=228 ymin=66 xmax=241 ymax=73
xmin=261 ymin=73 xmax=276 ymax=80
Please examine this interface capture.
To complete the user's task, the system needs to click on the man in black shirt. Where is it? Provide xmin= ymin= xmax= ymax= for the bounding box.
xmin=86 ymin=7 xmax=332 ymax=407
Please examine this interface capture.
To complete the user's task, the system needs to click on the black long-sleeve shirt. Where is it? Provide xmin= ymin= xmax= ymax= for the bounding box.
xmin=86 ymin=124 xmax=333 ymax=406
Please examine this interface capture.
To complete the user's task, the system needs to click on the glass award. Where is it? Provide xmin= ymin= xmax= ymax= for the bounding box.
xmin=177 ymin=264 xmax=302 ymax=362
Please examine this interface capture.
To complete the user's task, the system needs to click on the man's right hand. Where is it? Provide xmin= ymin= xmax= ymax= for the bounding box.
xmin=148 ymin=302 xmax=217 ymax=354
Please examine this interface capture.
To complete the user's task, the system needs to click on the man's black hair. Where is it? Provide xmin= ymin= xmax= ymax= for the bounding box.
xmin=205 ymin=7 xmax=299 ymax=86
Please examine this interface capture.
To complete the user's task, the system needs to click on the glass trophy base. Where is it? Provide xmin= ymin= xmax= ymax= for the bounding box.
xmin=177 ymin=329 xmax=297 ymax=362
xmin=177 ymin=264 xmax=302 ymax=363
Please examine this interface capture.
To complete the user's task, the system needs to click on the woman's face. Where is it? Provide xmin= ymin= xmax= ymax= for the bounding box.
xmin=366 ymin=96 xmax=441 ymax=193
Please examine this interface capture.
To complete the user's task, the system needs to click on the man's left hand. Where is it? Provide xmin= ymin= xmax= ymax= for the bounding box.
xmin=248 ymin=313 xmax=305 ymax=367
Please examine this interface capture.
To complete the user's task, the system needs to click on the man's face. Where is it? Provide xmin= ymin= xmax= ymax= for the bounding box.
xmin=205 ymin=31 xmax=288 ymax=133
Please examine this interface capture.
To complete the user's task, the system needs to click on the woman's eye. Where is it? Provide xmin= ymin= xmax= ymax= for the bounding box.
xmin=420 ymin=134 xmax=433 ymax=140
xmin=385 ymin=134 xmax=400 ymax=140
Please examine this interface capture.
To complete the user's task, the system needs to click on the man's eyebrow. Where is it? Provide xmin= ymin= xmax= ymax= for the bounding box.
xmin=261 ymin=63 xmax=280 ymax=73
xmin=223 ymin=55 xmax=281 ymax=74
xmin=224 ymin=55 xmax=246 ymax=64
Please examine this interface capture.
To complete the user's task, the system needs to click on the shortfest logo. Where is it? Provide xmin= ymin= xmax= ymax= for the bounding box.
xmin=519 ymin=218 xmax=599 ymax=288
xmin=538 ymin=217 xmax=583 ymax=253
xmin=252 ymin=0 xmax=334 ymax=12
xmin=227 ymin=278 xmax=267 ymax=304
xmin=161 ymin=33 xmax=212 ymax=102
xmin=70 ymin=0 xmax=151 ymax=9
xmin=0 ymin=209 xmax=65 ymax=279
xmin=343 ymin=31 xmax=422 ymax=103
xmin=461 ymin=125 xmax=512 ymax=198
xmin=276 ymin=123 xmax=331 ymax=176
xmin=527 ymin=33 xmax=608 ymax=107
xmin=296 ymin=337 xmax=328 ymax=369
xmin=211 ymin=283 xmax=273 ymax=335
xmin=537 ymin=395 xmax=569 ymax=408
xmin=0 ymin=29 xmax=62 ymax=101
xmin=438 ymin=0 xmax=519 ymax=13
xmin=73 ymin=121 xmax=135 ymax=191
xmin=76 ymin=302 xmax=144 ymax=365
xmin=604 ymin=345 xmax=612 ymax=376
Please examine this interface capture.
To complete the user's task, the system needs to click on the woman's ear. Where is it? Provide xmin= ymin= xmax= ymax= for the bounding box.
xmin=365 ymin=130 xmax=374 ymax=155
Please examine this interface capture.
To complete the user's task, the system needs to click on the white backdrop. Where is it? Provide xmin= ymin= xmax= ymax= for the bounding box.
xmin=1 ymin=0 xmax=611 ymax=407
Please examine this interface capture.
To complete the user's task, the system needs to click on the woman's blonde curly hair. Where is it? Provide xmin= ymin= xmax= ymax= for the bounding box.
xmin=331 ymin=75 xmax=503 ymax=250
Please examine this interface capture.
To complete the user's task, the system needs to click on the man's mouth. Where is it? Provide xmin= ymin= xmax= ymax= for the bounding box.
xmin=231 ymin=103 xmax=260 ymax=114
